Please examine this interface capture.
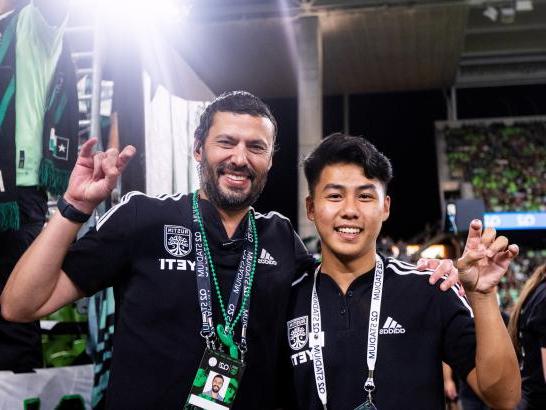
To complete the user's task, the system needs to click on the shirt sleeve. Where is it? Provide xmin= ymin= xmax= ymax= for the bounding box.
xmin=439 ymin=286 xmax=477 ymax=381
xmin=62 ymin=193 xmax=137 ymax=296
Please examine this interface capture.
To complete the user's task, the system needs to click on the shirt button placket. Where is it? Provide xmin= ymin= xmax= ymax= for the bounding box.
xmin=339 ymin=293 xmax=350 ymax=328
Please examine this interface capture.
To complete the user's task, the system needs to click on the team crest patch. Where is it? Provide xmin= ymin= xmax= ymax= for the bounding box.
xmin=287 ymin=316 xmax=309 ymax=351
xmin=49 ymin=128 xmax=69 ymax=161
xmin=164 ymin=225 xmax=192 ymax=257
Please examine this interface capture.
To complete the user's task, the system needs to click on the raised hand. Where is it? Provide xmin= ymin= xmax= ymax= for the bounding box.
xmin=64 ymin=138 xmax=136 ymax=214
xmin=456 ymin=219 xmax=519 ymax=294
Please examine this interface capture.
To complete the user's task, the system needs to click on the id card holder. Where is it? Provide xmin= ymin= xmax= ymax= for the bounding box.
xmin=355 ymin=401 xmax=377 ymax=410
xmin=184 ymin=348 xmax=245 ymax=410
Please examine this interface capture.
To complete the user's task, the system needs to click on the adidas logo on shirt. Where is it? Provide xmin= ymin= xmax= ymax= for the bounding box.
xmin=258 ymin=248 xmax=278 ymax=266
xmin=379 ymin=316 xmax=406 ymax=335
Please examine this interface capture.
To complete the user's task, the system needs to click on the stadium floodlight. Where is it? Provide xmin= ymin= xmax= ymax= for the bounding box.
xmin=500 ymin=6 xmax=516 ymax=23
xmin=483 ymin=5 xmax=499 ymax=21
xmin=96 ymin=0 xmax=192 ymax=25
xmin=515 ymin=0 xmax=533 ymax=11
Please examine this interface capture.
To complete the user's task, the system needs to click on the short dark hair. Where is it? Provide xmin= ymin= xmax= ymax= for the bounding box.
xmin=194 ymin=91 xmax=278 ymax=151
xmin=213 ymin=374 xmax=224 ymax=382
xmin=303 ymin=133 xmax=393 ymax=195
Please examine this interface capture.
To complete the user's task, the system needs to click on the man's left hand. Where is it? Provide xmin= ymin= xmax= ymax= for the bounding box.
xmin=456 ymin=219 xmax=519 ymax=294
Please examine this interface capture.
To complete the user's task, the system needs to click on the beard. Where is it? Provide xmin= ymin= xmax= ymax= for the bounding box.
xmin=199 ymin=153 xmax=269 ymax=211
xmin=212 ymin=385 xmax=220 ymax=392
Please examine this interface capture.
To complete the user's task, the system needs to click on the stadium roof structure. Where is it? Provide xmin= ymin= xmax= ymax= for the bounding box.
xmin=172 ymin=0 xmax=546 ymax=97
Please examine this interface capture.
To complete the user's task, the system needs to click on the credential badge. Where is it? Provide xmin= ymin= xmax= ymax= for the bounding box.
xmin=164 ymin=225 xmax=192 ymax=257
xmin=287 ymin=316 xmax=309 ymax=351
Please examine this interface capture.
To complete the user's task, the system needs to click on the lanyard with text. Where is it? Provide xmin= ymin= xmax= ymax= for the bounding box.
xmin=311 ymin=254 xmax=384 ymax=410
xmin=191 ymin=192 xmax=257 ymax=361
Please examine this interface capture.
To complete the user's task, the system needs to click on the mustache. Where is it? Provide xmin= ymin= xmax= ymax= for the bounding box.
xmin=216 ymin=163 xmax=256 ymax=180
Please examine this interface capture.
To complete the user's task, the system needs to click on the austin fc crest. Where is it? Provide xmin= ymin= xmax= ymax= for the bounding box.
xmin=164 ymin=225 xmax=192 ymax=257
xmin=287 ymin=316 xmax=309 ymax=351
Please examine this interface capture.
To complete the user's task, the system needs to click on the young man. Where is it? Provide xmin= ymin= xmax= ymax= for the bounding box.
xmin=1 ymin=92 xmax=457 ymax=409
xmin=285 ymin=133 xmax=521 ymax=409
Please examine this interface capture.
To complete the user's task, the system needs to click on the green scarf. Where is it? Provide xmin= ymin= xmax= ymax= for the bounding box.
xmin=0 ymin=12 xmax=20 ymax=230
xmin=0 ymin=8 xmax=78 ymax=231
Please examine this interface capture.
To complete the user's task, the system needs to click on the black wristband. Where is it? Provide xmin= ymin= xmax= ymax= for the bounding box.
xmin=57 ymin=196 xmax=92 ymax=223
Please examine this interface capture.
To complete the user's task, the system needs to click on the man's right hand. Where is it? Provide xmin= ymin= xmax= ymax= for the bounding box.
xmin=63 ymin=137 xmax=136 ymax=214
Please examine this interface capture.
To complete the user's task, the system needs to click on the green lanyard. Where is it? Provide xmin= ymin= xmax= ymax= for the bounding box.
xmin=192 ymin=192 xmax=258 ymax=358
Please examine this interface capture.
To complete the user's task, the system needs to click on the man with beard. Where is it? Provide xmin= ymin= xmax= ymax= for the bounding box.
xmin=204 ymin=374 xmax=225 ymax=401
xmin=1 ymin=92 xmax=457 ymax=409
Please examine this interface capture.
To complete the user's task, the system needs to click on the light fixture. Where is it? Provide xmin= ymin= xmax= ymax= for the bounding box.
xmin=515 ymin=0 xmax=534 ymax=11
xmin=482 ymin=0 xmax=529 ymax=24
xmin=500 ymin=6 xmax=516 ymax=23
xmin=96 ymin=0 xmax=192 ymax=24
xmin=483 ymin=5 xmax=499 ymax=21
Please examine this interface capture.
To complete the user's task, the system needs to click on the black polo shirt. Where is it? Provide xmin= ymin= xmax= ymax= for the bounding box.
xmin=517 ymin=280 xmax=546 ymax=408
xmin=63 ymin=192 xmax=314 ymax=409
xmin=284 ymin=256 xmax=476 ymax=410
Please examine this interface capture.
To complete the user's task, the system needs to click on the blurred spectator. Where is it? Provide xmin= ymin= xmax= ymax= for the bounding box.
xmin=499 ymin=249 xmax=546 ymax=313
xmin=508 ymin=263 xmax=546 ymax=409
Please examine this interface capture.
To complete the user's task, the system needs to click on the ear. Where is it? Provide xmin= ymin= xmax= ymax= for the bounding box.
xmin=306 ymin=195 xmax=315 ymax=222
xmin=382 ymin=195 xmax=391 ymax=222
xmin=193 ymin=140 xmax=202 ymax=162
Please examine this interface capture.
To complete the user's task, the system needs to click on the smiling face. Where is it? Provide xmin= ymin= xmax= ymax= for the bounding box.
xmin=307 ymin=163 xmax=390 ymax=266
xmin=212 ymin=375 xmax=224 ymax=393
xmin=194 ymin=111 xmax=275 ymax=211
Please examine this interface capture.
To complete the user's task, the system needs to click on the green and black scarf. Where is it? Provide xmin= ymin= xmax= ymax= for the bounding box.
xmin=0 ymin=11 xmax=78 ymax=231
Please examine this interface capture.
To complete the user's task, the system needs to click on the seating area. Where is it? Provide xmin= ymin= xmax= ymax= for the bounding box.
xmin=445 ymin=122 xmax=546 ymax=212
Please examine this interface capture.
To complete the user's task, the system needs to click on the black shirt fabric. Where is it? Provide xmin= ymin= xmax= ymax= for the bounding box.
xmin=62 ymin=192 xmax=314 ymax=410
xmin=15 ymin=186 xmax=48 ymax=225
xmin=517 ymin=281 xmax=546 ymax=409
xmin=0 ymin=187 xmax=47 ymax=371
xmin=285 ymin=256 xmax=477 ymax=410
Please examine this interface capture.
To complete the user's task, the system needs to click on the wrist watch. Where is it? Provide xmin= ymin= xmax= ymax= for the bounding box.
xmin=57 ymin=196 xmax=92 ymax=223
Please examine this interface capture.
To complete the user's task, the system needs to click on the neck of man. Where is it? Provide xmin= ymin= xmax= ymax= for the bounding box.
xmin=198 ymin=189 xmax=248 ymax=239
xmin=320 ymin=247 xmax=377 ymax=294
xmin=212 ymin=392 xmax=219 ymax=399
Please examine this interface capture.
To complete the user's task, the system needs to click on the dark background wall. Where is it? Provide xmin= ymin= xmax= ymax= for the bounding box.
xmin=257 ymin=84 xmax=546 ymax=240
xmin=457 ymin=85 xmax=546 ymax=119
xmin=254 ymin=98 xmax=300 ymax=229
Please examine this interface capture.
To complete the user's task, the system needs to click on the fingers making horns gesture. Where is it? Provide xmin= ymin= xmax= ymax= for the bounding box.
xmin=456 ymin=219 xmax=519 ymax=293
xmin=64 ymin=138 xmax=136 ymax=214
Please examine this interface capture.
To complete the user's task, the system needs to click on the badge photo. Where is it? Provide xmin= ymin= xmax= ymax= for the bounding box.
xmin=185 ymin=349 xmax=245 ymax=410
xmin=287 ymin=316 xmax=309 ymax=351
xmin=164 ymin=225 xmax=192 ymax=257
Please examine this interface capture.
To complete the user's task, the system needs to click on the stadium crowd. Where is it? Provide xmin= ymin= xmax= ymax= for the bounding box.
xmin=445 ymin=122 xmax=546 ymax=212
